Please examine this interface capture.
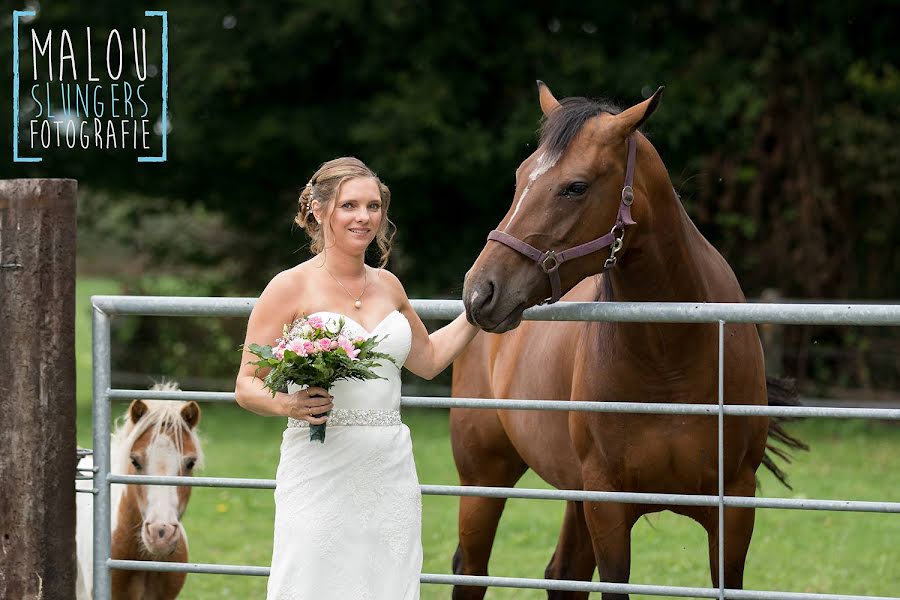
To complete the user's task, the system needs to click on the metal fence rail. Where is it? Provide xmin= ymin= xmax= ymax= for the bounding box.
xmin=91 ymin=295 xmax=900 ymax=325
xmin=108 ymin=388 xmax=900 ymax=419
xmin=106 ymin=473 xmax=900 ymax=514
xmin=104 ymin=558 xmax=893 ymax=600
xmin=89 ymin=296 xmax=900 ymax=600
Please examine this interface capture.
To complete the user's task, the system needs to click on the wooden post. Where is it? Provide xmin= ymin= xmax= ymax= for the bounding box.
xmin=0 ymin=179 xmax=78 ymax=600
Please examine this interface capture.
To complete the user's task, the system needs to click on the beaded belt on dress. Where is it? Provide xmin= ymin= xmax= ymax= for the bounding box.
xmin=287 ymin=408 xmax=401 ymax=428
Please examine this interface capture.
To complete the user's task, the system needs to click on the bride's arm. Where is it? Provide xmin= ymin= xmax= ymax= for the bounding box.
xmin=234 ymin=271 xmax=303 ymax=417
xmin=382 ymin=270 xmax=480 ymax=380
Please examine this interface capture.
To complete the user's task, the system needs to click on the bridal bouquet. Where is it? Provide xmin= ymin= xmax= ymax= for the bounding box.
xmin=243 ymin=314 xmax=397 ymax=443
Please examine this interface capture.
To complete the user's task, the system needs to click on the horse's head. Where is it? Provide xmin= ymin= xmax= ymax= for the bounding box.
xmin=113 ymin=388 xmax=203 ymax=558
xmin=464 ymin=82 xmax=664 ymax=332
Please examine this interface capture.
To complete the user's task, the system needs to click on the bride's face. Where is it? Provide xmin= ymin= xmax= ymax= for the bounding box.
xmin=319 ymin=177 xmax=383 ymax=252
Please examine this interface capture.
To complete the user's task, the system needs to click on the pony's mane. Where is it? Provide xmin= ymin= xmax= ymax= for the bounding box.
xmin=538 ymin=96 xmax=622 ymax=166
xmin=110 ymin=381 xmax=205 ymax=476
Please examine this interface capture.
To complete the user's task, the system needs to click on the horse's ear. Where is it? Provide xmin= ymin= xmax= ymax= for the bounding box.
xmin=537 ymin=80 xmax=561 ymax=116
xmin=129 ymin=400 xmax=147 ymax=424
xmin=181 ymin=401 xmax=201 ymax=429
xmin=613 ymin=86 xmax=665 ymax=137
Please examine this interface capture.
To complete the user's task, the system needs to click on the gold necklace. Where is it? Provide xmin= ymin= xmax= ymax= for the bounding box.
xmin=323 ymin=263 xmax=369 ymax=309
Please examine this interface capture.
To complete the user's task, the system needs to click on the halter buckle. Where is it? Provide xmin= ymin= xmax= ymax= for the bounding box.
xmin=622 ymin=185 xmax=634 ymax=206
xmin=604 ymin=226 xmax=625 ymax=270
xmin=539 ymin=250 xmax=560 ymax=273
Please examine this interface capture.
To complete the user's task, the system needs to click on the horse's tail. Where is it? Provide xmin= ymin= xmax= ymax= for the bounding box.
xmin=761 ymin=376 xmax=809 ymax=489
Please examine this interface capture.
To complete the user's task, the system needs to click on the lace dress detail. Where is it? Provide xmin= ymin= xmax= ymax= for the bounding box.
xmin=267 ymin=310 xmax=421 ymax=600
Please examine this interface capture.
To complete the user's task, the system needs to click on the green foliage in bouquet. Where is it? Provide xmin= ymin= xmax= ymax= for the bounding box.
xmin=242 ymin=315 xmax=398 ymax=442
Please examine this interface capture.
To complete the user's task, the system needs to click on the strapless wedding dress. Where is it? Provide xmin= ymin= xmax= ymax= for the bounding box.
xmin=267 ymin=310 xmax=422 ymax=600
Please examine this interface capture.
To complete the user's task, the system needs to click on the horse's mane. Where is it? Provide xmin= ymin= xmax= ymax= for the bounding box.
xmin=538 ymin=96 xmax=622 ymax=166
xmin=539 ymin=96 xmax=623 ymax=306
xmin=110 ymin=381 xmax=205 ymax=477
xmin=536 ymin=94 xmax=638 ymax=305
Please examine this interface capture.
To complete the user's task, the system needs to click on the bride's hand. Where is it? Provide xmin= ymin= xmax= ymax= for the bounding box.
xmin=282 ymin=386 xmax=334 ymax=424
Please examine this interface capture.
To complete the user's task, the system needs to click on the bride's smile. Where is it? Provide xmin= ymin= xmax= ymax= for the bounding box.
xmin=320 ymin=177 xmax=383 ymax=250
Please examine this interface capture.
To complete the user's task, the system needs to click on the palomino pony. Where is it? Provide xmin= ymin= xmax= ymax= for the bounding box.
xmin=76 ymin=382 xmax=204 ymax=600
xmin=451 ymin=83 xmax=805 ymax=599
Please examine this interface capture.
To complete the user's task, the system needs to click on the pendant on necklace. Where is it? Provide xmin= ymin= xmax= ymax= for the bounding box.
xmin=354 ymin=300 xmax=362 ymax=309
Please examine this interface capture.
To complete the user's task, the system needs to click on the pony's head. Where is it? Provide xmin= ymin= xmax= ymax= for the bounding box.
xmin=111 ymin=382 xmax=203 ymax=558
xmin=464 ymin=82 xmax=664 ymax=332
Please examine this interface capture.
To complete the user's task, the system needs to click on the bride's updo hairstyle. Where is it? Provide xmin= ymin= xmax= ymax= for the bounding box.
xmin=295 ymin=156 xmax=397 ymax=268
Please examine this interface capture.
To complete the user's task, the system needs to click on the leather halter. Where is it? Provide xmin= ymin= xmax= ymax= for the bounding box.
xmin=487 ymin=134 xmax=638 ymax=305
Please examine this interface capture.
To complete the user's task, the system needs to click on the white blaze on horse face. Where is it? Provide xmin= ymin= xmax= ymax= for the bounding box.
xmin=503 ymin=151 xmax=559 ymax=231
xmin=142 ymin=434 xmax=183 ymax=529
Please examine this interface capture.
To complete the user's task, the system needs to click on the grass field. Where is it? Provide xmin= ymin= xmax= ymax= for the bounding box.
xmin=74 ymin=277 xmax=899 ymax=599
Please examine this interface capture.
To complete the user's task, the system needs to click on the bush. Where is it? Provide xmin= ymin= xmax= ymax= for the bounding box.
xmin=78 ymin=188 xmax=249 ymax=387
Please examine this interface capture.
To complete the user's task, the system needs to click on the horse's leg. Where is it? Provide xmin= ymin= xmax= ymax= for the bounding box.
xmin=706 ymin=472 xmax=757 ymax=589
xmin=544 ymin=500 xmax=595 ymax=599
xmin=582 ymin=500 xmax=637 ymax=600
xmin=450 ymin=408 xmax=528 ymax=600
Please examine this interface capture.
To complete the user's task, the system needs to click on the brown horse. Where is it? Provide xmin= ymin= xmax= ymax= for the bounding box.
xmin=451 ymin=83 xmax=805 ymax=599
xmin=76 ymin=382 xmax=204 ymax=600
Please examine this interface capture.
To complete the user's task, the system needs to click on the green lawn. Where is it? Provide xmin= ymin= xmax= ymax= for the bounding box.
xmin=75 ymin=278 xmax=899 ymax=599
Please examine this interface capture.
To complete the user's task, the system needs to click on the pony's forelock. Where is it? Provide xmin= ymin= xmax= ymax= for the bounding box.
xmin=111 ymin=382 xmax=205 ymax=476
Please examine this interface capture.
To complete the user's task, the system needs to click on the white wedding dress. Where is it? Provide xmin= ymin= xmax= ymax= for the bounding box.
xmin=267 ymin=309 xmax=422 ymax=600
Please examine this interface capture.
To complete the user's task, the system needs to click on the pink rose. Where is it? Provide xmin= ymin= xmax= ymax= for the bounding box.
xmin=318 ymin=338 xmax=332 ymax=351
xmin=307 ymin=316 xmax=325 ymax=330
xmin=353 ymin=336 xmax=365 ymax=343
xmin=303 ymin=340 xmax=317 ymax=354
xmin=288 ymin=340 xmax=307 ymax=357
xmin=329 ymin=339 xmax=339 ymax=349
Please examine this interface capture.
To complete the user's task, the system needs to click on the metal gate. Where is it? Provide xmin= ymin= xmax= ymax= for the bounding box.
xmin=87 ymin=296 xmax=900 ymax=600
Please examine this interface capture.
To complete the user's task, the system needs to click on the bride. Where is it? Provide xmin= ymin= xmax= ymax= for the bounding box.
xmin=234 ymin=157 xmax=480 ymax=599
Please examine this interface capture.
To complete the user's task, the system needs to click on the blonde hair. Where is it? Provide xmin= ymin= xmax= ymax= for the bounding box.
xmin=295 ymin=157 xmax=397 ymax=268
xmin=110 ymin=381 xmax=205 ymax=476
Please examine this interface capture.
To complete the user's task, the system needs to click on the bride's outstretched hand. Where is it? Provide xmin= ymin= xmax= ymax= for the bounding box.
xmin=282 ymin=387 xmax=333 ymax=424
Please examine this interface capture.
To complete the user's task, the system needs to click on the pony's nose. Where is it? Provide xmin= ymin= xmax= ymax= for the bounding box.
xmin=145 ymin=522 xmax=178 ymax=545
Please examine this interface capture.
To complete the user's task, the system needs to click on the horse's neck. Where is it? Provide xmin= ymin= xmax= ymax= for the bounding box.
xmin=111 ymin=559 xmax=187 ymax=600
xmin=611 ymin=141 xmax=738 ymax=304
xmin=602 ymin=146 xmax=743 ymax=361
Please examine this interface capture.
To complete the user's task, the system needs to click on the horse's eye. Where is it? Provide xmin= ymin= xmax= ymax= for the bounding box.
xmin=184 ymin=458 xmax=196 ymax=471
xmin=562 ymin=182 xmax=588 ymax=197
xmin=130 ymin=455 xmax=142 ymax=471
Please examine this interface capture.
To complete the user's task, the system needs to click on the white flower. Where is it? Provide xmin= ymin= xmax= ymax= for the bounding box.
xmin=326 ymin=320 xmax=341 ymax=334
xmin=300 ymin=324 xmax=314 ymax=337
